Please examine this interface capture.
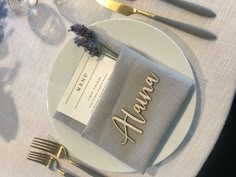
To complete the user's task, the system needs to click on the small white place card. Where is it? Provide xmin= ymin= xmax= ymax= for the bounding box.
xmin=57 ymin=52 xmax=116 ymax=125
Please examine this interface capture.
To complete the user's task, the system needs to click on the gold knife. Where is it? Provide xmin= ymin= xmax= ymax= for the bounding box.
xmin=95 ymin=0 xmax=216 ymax=40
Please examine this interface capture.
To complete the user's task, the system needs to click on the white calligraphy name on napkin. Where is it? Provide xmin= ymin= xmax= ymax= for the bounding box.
xmin=57 ymin=52 xmax=115 ymax=125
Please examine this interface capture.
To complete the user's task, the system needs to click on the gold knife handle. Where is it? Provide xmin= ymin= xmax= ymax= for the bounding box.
xmin=136 ymin=9 xmax=216 ymax=40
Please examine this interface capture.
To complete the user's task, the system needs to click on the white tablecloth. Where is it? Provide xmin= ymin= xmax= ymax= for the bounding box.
xmin=0 ymin=0 xmax=235 ymax=177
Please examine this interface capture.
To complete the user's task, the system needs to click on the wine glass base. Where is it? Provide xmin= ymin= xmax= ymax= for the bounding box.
xmin=8 ymin=0 xmax=39 ymax=16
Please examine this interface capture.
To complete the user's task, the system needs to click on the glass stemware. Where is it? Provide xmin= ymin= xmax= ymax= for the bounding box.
xmin=8 ymin=0 xmax=38 ymax=16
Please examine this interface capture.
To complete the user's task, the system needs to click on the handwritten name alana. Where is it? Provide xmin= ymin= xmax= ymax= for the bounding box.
xmin=112 ymin=72 xmax=159 ymax=144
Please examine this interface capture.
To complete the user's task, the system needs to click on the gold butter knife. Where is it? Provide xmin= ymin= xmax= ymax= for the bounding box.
xmin=95 ymin=0 xmax=216 ymax=40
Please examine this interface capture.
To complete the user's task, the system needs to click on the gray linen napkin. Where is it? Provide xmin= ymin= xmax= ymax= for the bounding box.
xmin=81 ymin=46 xmax=194 ymax=173
xmin=54 ymin=28 xmax=194 ymax=173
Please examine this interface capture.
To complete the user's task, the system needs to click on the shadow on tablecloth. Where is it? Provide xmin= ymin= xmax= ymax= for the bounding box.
xmin=0 ymin=0 xmax=9 ymax=59
xmin=0 ymin=62 xmax=21 ymax=142
xmin=28 ymin=3 xmax=66 ymax=46
xmin=55 ymin=0 xmax=112 ymax=25
xmin=0 ymin=0 xmax=20 ymax=143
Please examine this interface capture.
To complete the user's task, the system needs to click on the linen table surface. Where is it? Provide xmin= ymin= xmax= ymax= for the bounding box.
xmin=0 ymin=0 xmax=235 ymax=177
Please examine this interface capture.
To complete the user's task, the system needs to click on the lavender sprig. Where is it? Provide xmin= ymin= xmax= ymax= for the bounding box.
xmin=69 ymin=24 xmax=95 ymax=40
xmin=69 ymin=24 xmax=100 ymax=57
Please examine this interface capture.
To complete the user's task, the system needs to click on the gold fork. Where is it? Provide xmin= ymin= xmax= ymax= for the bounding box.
xmin=31 ymin=137 xmax=106 ymax=177
xmin=27 ymin=151 xmax=76 ymax=177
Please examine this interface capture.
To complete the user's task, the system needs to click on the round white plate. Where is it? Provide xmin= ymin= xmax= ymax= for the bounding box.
xmin=47 ymin=19 xmax=197 ymax=172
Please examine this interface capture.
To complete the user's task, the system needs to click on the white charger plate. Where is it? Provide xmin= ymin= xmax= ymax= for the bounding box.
xmin=47 ymin=19 xmax=197 ymax=172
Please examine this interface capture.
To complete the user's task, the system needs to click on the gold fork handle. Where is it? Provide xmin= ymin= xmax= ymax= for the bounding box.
xmin=68 ymin=159 xmax=107 ymax=177
xmin=57 ymin=169 xmax=77 ymax=177
xmin=68 ymin=159 xmax=81 ymax=168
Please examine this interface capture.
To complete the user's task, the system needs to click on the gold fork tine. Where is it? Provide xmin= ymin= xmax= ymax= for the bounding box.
xmin=27 ymin=157 xmax=48 ymax=166
xmin=29 ymin=151 xmax=50 ymax=159
xmin=28 ymin=152 xmax=50 ymax=163
xmin=27 ymin=156 xmax=48 ymax=164
xmin=34 ymin=137 xmax=59 ymax=146
xmin=27 ymin=152 xmax=49 ymax=166
xmin=33 ymin=139 xmax=58 ymax=148
xmin=30 ymin=144 xmax=56 ymax=155
xmin=31 ymin=140 xmax=58 ymax=150
xmin=31 ymin=137 xmax=59 ymax=154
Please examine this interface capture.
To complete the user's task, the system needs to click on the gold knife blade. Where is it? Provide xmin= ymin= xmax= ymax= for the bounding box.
xmin=95 ymin=0 xmax=217 ymax=40
xmin=96 ymin=0 xmax=137 ymax=16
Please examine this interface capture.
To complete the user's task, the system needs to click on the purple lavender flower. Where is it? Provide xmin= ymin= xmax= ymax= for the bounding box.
xmin=69 ymin=23 xmax=100 ymax=57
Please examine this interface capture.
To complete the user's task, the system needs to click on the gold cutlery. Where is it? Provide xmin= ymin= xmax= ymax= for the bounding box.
xmin=95 ymin=0 xmax=217 ymax=40
xmin=27 ymin=151 xmax=76 ymax=177
xmin=31 ymin=137 xmax=106 ymax=177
